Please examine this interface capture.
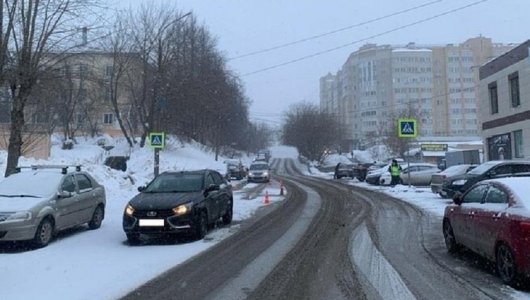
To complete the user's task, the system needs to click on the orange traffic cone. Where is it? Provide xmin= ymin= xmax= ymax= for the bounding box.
xmin=280 ymin=180 xmax=284 ymax=196
xmin=263 ymin=190 xmax=270 ymax=205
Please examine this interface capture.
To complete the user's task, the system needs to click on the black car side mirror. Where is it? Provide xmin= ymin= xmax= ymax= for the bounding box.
xmin=453 ymin=193 xmax=463 ymax=205
xmin=138 ymin=186 xmax=146 ymax=192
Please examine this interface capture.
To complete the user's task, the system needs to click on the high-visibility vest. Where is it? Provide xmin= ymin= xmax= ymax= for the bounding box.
xmin=390 ymin=165 xmax=400 ymax=176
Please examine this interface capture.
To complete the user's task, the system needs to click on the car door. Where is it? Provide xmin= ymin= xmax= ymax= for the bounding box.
xmin=73 ymin=173 xmax=97 ymax=224
xmin=412 ymin=165 xmax=433 ymax=185
xmin=472 ymin=185 xmax=509 ymax=259
xmin=212 ymin=171 xmax=230 ymax=216
xmin=54 ymin=174 xmax=78 ymax=230
xmin=204 ymin=172 xmax=220 ymax=220
xmin=451 ymin=184 xmax=488 ymax=249
xmin=401 ymin=166 xmax=417 ymax=185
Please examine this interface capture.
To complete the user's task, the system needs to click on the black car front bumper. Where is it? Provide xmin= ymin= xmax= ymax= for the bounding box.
xmin=123 ymin=209 xmax=198 ymax=236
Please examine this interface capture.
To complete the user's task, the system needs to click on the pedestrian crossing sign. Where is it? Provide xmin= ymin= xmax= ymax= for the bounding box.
xmin=149 ymin=132 xmax=165 ymax=149
xmin=398 ymin=118 xmax=417 ymax=138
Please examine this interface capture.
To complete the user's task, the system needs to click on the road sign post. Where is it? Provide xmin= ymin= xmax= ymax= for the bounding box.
xmin=149 ymin=132 xmax=165 ymax=176
xmin=397 ymin=119 xmax=417 ymax=187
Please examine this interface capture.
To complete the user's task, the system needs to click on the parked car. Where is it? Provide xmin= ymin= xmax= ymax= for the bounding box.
xmin=334 ymin=163 xmax=355 ymax=179
xmin=379 ymin=163 xmax=440 ymax=186
xmin=441 ymin=160 xmax=530 ymax=199
xmin=431 ymin=164 xmax=477 ymax=197
xmin=365 ymin=165 xmax=390 ymax=185
xmin=0 ymin=165 xmax=106 ymax=248
xmin=123 ymin=169 xmax=233 ymax=244
xmin=443 ymin=177 xmax=530 ymax=285
xmin=247 ymin=161 xmax=271 ymax=183
xmin=352 ymin=162 xmax=374 ymax=181
xmin=224 ymin=159 xmax=246 ymax=180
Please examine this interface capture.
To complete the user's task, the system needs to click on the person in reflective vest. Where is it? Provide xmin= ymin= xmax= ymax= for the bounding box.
xmin=388 ymin=159 xmax=402 ymax=186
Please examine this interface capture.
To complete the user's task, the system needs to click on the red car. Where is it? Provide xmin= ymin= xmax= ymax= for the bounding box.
xmin=443 ymin=177 xmax=530 ymax=285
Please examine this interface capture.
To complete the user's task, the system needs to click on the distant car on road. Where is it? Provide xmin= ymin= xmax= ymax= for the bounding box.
xmin=443 ymin=177 xmax=530 ymax=285
xmin=247 ymin=161 xmax=271 ymax=183
xmin=224 ymin=159 xmax=246 ymax=180
xmin=441 ymin=160 xmax=530 ymax=199
xmin=0 ymin=165 xmax=106 ymax=248
xmin=123 ymin=169 xmax=233 ymax=244
xmin=431 ymin=164 xmax=477 ymax=197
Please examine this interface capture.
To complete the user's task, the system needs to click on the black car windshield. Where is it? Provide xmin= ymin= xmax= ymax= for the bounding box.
xmin=467 ymin=161 xmax=501 ymax=175
xmin=144 ymin=173 xmax=204 ymax=193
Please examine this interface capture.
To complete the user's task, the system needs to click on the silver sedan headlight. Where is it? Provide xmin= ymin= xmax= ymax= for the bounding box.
xmin=6 ymin=211 xmax=32 ymax=222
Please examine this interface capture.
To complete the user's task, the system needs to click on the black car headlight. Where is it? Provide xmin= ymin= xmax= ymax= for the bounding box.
xmin=172 ymin=202 xmax=193 ymax=216
xmin=125 ymin=204 xmax=135 ymax=216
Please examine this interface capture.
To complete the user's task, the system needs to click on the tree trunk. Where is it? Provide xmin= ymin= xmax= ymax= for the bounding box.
xmin=5 ymin=92 xmax=27 ymax=177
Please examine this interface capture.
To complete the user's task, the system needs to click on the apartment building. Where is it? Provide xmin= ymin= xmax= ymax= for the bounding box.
xmin=0 ymin=51 xmax=141 ymax=158
xmin=478 ymin=40 xmax=530 ymax=160
xmin=321 ymin=36 xmax=513 ymax=149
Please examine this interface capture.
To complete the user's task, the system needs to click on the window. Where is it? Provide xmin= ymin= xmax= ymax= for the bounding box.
xmin=75 ymin=174 xmax=93 ymax=192
xmin=105 ymin=65 xmax=114 ymax=77
xmin=484 ymin=186 xmax=508 ymax=204
xmin=488 ymin=82 xmax=498 ymax=114
xmin=509 ymin=72 xmax=520 ymax=107
xmin=463 ymin=184 xmax=488 ymax=203
xmin=514 ymin=130 xmax=524 ymax=158
xmin=61 ymin=175 xmax=76 ymax=193
xmin=79 ymin=63 xmax=88 ymax=78
xmin=205 ymin=174 xmax=215 ymax=188
xmin=211 ymin=171 xmax=225 ymax=185
xmin=103 ymin=113 xmax=113 ymax=124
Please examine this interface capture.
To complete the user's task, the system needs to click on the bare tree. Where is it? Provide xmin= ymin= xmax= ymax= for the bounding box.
xmin=4 ymin=0 xmax=101 ymax=176
xmin=282 ymin=102 xmax=342 ymax=161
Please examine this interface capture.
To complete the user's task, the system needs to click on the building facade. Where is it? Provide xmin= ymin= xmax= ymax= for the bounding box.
xmin=321 ymin=36 xmax=514 ymax=150
xmin=478 ymin=40 xmax=530 ymax=160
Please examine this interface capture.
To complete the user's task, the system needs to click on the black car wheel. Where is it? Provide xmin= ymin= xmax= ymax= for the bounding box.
xmin=127 ymin=233 xmax=141 ymax=245
xmin=88 ymin=205 xmax=104 ymax=229
xmin=496 ymin=243 xmax=518 ymax=285
xmin=194 ymin=211 xmax=208 ymax=240
xmin=442 ymin=219 xmax=460 ymax=253
xmin=33 ymin=218 xmax=54 ymax=248
xmin=222 ymin=203 xmax=233 ymax=225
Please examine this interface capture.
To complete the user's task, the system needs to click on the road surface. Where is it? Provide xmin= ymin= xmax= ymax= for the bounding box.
xmin=122 ymin=158 xmax=514 ymax=300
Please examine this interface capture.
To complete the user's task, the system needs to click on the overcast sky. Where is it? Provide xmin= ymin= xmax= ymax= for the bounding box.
xmin=113 ymin=0 xmax=529 ymax=126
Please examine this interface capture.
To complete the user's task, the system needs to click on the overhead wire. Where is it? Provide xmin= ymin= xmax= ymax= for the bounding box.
xmin=228 ymin=0 xmax=443 ymax=61
xmin=241 ymin=0 xmax=490 ymax=77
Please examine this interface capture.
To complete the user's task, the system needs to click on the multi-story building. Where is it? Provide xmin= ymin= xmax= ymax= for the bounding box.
xmin=321 ymin=36 xmax=514 ymax=149
xmin=478 ymin=40 xmax=530 ymax=160
xmin=0 ymin=51 xmax=142 ymax=158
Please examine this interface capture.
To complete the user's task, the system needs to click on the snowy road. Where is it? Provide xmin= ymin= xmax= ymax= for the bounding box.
xmin=125 ymin=158 xmax=519 ymax=299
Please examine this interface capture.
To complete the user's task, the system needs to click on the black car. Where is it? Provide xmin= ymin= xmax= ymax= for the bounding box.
xmin=441 ymin=160 xmax=530 ymax=198
xmin=123 ymin=169 xmax=233 ymax=244
xmin=334 ymin=163 xmax=354 ymax=179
